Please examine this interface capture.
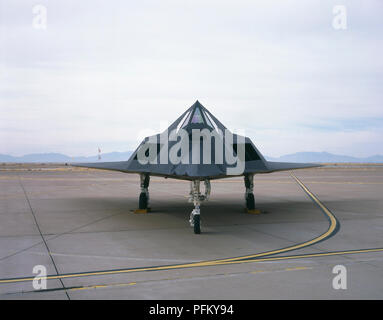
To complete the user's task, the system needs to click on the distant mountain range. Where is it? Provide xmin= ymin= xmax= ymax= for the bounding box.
xmin=265 ymin=152 xmax=383 ymax=163
xmin=0 ymin=151 xmax=133 ymax=163
xmin=1 ymin=151 xmax=383 ymax=163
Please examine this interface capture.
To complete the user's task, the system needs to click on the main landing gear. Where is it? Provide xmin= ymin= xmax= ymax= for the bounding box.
xmin=134 ymin=174 xmax=258 ymax=229
xmin=137 ymin=173 xmax=150 ymax=212
xmin=189 ymin=180 xmax=210 ymax=234
xmin=245 ymin=174 xmax=259 ymax=214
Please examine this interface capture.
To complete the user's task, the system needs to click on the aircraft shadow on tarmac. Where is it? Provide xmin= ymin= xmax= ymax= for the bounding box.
xmin=55 ymin=196 xmax=375 ymax=235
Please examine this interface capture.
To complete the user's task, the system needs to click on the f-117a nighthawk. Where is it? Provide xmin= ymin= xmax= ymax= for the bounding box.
xmin=73 ymin=101 xmax=319 ymax=234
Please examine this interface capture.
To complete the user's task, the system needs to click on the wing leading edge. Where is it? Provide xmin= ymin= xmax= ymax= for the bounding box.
xmin=71 ymin=160 xmax=322 ymax=177
xmin=263 ymin=161 xmax=322 ymax=173
xmin=71 ymin=161 xmax=134 ymax=173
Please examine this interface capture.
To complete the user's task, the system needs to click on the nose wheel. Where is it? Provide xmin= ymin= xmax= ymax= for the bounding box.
xmin=189 ymin=208 xmax=201 ymax=234
xmin=189 ymin=180 xmax=210 ymax=234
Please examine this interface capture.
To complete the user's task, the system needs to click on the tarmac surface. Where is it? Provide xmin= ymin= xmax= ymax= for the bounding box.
xmin=0 ymin=163 xmax=383 ymax=299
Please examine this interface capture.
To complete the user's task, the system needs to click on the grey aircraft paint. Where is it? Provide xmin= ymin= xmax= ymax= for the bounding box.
xmin=72 ymin=101 xmax=319 ymax=179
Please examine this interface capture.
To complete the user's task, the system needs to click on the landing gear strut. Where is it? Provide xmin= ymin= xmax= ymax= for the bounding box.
xmin=244 ymin=174 xmax=255 ymax=210
xmin=189 ymin=179 xmax=210 ymax=234
xmin=139 ymin=173 xmax=150 ymax=210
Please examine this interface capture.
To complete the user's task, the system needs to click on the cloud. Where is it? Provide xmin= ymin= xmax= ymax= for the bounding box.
xmin=0 ymin=0 xmax=382 ymax=157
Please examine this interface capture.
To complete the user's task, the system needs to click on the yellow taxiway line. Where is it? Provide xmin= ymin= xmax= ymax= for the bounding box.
xmin=0 ymin=172 xmax=381 ymax=285
xmin=190 ymin=172 xmax=339 ymax=265
xmin=1 ymin=247 xmax=383 ymax=285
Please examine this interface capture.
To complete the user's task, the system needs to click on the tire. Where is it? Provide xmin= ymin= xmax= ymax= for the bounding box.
xmin=246 ymin=193 xmax=255 ymax=210
xmin=139 ymin=192 xmax=148 ymax=209
xmin=193 ymin=214 xmax=201 ymax=234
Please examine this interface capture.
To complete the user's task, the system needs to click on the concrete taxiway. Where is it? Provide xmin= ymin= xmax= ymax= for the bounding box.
xmin=0 ymin=163 xmax=383 ymax=299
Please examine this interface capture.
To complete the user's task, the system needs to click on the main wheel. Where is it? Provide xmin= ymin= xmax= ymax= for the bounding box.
xmin=139 ymin=192 xmax=148 ymax=209
xmin=193 ymin=214 xmax=201 ymax=234
xmin=246 ymin=193 xmax=255 ymax=210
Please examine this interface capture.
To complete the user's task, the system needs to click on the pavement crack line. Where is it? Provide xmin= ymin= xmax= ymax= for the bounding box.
xmin=17 ymin=175 xmax=70 ymax=300
xmin=2 ymin=171 xmax=383 ymax=289
xmin=0 ymin=210 xmax=127 ymax=262
xmin=0 ymin=172 xmax=346 ymax=284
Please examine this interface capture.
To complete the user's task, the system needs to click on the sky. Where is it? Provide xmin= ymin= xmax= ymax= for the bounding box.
xmin=0 ymin=0 xmax=382 ymax=157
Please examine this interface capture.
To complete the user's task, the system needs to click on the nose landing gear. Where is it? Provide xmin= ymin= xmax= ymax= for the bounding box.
xmin=189 ymin=207 xmax=201 ymax=234
xmin=189 ymin=180 xmax=210 ymax=234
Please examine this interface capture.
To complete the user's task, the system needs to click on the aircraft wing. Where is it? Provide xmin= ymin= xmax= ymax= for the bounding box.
xmin=263 ymin=161 xmax=322 ymax=173
xmin=71 ymin=160 xmax=322 ymax=177
xmin=71 ymin=161 xmax=135 ymax=173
